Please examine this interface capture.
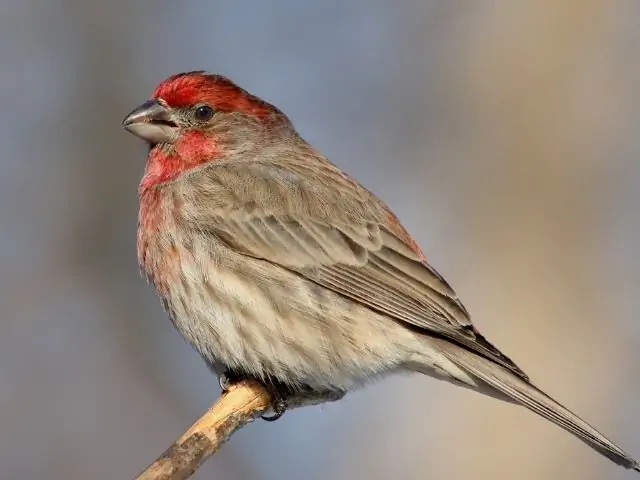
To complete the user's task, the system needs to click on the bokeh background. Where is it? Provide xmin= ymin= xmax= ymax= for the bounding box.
xmin=1 ymin=1 xmax=639 ymax=479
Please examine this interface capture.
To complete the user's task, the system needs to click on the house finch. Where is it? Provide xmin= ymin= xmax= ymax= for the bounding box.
xmin=122 ymin=71 xmax=638 ymax=471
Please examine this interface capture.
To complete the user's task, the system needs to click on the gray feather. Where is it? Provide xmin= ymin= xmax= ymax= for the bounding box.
xmin=433 ymin=337 xmax=639 ymax=471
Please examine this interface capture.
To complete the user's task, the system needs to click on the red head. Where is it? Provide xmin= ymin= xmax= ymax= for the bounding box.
xmin=152 ymin=71 xmax=278 ymax=119
xmin=122 ymin=71 xmax=290 ymax=190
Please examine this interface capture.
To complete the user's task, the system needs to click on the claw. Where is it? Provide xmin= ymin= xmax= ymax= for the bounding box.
xmin=219 ymin=370 xmax=241 ymax=392
xmin=261 ymin=397 xmax=288 ymax=421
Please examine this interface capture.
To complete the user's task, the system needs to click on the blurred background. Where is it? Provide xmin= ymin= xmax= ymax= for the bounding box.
xmin=1 ymin=1 xmax=639 ymax=479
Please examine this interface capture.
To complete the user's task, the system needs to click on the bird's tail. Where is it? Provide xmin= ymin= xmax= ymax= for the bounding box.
xmin=430 ymin=337 xmax=639 ymax=472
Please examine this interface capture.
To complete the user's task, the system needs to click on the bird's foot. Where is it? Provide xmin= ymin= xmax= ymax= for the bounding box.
xmin=219 ymin=372 xmax=344 ymax=422
xmin=218 ymin=370 xmax=243 ymax=392
xmin=219 ymin=371 xmax=288 ymax=421
xmin=260 ymin=382 xmax=346 ymax=421
xmin=260 ymin=380 xmax=290 ymax=422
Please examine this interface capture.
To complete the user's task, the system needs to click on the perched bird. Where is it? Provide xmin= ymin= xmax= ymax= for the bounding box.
xmin=122 ymin=71 xmax=638 ymax=472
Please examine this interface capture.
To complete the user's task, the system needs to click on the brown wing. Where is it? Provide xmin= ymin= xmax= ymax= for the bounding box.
xmin=176 ymin=158 xmax=528 ymax=380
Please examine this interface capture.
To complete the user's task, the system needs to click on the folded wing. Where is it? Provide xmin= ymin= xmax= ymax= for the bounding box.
xmin=177 ymin=159 xmax=528 ymax=380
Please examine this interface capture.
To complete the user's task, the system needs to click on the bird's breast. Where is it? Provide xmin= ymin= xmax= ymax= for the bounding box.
xmin=136 ymin=188 xmax=423 ymax=390
xmin=137 ymin=187 xmax=185 ymax=294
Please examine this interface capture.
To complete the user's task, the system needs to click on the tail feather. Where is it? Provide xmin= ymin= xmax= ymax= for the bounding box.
xmin=433 ymin=338 xmax=639 ymax=472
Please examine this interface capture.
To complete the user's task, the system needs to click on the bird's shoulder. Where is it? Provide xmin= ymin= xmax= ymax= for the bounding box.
xmin=174 ymin=152 xmax=392 ymax=226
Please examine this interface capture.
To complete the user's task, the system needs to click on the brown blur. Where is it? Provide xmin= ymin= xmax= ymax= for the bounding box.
xmin=0 ymin=1 xmax=638 ymax=479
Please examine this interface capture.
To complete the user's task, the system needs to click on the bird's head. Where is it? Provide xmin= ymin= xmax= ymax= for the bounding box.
xmin=122 ymin=71 xmax=290 ymax=189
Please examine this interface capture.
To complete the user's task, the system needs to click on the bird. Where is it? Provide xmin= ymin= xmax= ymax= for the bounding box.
xmin=122 ymin=70 xmax=639 ymax=472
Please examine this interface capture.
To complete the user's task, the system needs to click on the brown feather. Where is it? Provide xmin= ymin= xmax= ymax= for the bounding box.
xmin=176 ymin=154 xmax=529 ymax=380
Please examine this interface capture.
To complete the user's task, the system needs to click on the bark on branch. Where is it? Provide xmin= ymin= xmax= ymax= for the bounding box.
xmin=135 ymin=380 xmax=342 ymax=480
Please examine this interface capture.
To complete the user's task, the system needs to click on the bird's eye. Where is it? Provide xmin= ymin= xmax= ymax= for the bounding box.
xmin=194 ymin=104 xmax=214 ymax=122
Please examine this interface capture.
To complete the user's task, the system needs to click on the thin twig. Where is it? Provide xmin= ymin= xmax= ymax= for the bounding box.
xmin=135 ymin=380 xmax=343 ymax=479
xmin=135 ymin=380 xmax=271 ymax=480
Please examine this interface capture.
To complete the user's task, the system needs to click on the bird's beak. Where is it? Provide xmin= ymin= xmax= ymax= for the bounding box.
xmin=121 ymin=99 xmax=178 ymax=145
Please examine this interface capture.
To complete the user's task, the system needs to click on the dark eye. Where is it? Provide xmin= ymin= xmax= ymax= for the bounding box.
xmin=194 ymin=104 xmax=214 ymax=122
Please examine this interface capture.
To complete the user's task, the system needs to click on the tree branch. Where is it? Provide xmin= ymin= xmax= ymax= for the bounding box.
xmin=135 ymin=380 xmax=342 ymax=480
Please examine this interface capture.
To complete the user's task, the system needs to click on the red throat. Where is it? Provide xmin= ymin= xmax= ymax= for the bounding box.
xmin=139 ymin=131 xmax=219 ymax=192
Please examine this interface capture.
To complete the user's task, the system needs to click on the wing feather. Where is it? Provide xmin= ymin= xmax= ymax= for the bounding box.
xmin=178 ymin=161 xmax=528 ymax=380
